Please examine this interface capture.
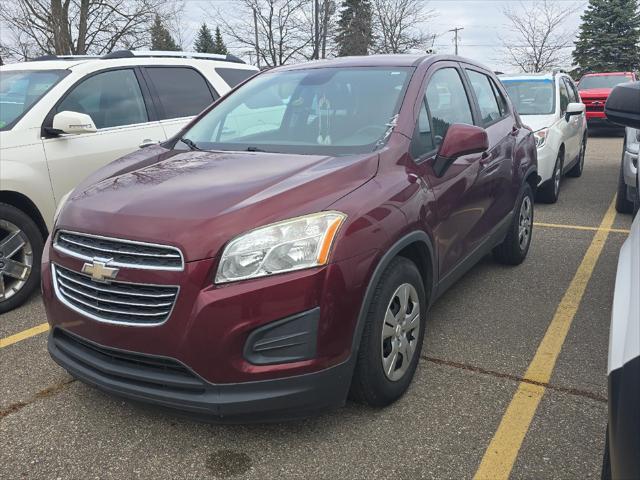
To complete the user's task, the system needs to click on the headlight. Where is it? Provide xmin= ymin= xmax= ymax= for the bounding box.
xmin=53 ymin=191 xmax=71 ymax=226
xmin=533 ymin=128 xmax=549 ymax=148
xmin=215 ymin=211 xmax=346 ymax=284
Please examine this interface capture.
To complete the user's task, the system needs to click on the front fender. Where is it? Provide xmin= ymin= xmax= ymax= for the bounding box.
xmin=0 ymin=145 xmax=56 ymax=231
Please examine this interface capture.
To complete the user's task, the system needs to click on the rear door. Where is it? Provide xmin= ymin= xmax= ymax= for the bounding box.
xmin=42 ymin=67 xmax=166 ymax=203
xmin=463 ymin=66 xmax=517 ymax=223
xmin=410 ymin=63 xmax=493 ymax=276
xmin=141 ymin=67 xmax=218 ymax=139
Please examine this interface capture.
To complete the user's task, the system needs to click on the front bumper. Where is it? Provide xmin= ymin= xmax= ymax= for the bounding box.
xmin=535 ymin=142 xmax=557 ymax=185
xmin=48 ymin=327 xmax=353 ymax=421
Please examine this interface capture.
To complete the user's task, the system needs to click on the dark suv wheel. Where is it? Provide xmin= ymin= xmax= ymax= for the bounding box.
xmin=350 ymin=257 xmax=427 ymax=406
xmin=493 ymin=183 xmax=534 ymax=265
xmin=0 ymin=204 xmax=43 ymax=314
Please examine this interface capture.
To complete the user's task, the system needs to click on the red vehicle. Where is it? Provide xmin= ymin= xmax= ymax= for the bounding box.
xmin=42 ymin=55 xmax=538 ymax=420
xmin=578 ymin=72 xmax=638 ymax=126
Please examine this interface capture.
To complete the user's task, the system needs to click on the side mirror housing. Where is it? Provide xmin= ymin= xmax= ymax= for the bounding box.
xmin=605 ymin=82 xmax=640 ymax=129
xmin=51 ymin=111 xmax=97 ymax=135
xmin=433 ymin=123 xmax=489 ymax=177
xmin=565 ymin=102 xmax=585 ymax=121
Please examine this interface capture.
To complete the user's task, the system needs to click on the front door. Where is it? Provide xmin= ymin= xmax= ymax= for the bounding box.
xmin=411 ymin=64 xmax=493 ymax=277
xmin=42 ymin=68 xmax=166 ymax=203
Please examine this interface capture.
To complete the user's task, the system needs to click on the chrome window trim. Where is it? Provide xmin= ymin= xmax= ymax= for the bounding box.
xmin=53 ymin=230 xmax=185 ymax=271
xmin=52 ymin=264 xmax=180 ymax=327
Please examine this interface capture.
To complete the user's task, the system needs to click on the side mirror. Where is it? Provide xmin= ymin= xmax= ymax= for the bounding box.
xmin=52 ymin=111 xmax=97 ymax=135
xmin=605 ymin=82 xmax=640 ymax=129
xmin=433 ymin=123 xmax=489 ymax=177
xmin=565 ymin=102 xmax=585 ymax=121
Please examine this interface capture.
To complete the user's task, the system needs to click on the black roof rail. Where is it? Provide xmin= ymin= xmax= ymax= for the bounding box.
xmin=101 ymin=50 xmax=246 ymax=64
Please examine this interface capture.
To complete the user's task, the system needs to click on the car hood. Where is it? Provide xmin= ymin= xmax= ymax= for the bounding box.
xmin=578 ymin=88 xmax=612 ymax=98
xmin=58 ymin=146 xmax=378 ymax=262
xmin=519 ymin=114 xmax=557 ymax=133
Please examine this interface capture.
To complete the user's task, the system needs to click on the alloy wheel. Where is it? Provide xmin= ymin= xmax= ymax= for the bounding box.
xmin=554 ymin=160 xmax=562 ymax=196
xmin=518 ymin=196 xmax=532 ymax=251
xmin=0 ymin=220 xmax=33 ymax=303
xmin=381 ymin=283 xmax=420 ymax=382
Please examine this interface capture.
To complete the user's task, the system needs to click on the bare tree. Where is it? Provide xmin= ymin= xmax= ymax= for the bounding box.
xmin=0 ymin=0 xmax=181 ymax=61
xmin=500 ymin=0 xmax=578 ymax=73
xmin=304 ymin=0 xmax=337 ymax=59
xmin=215 ymin=0 xmax=312 ymax=67
xmin=371 ymin=0 xmax=436 ymax=54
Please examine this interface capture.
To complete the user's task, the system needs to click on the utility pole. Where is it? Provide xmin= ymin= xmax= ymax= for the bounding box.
xmin=314 ymin=0 xmax=320 ymax=59
xmin=448 ymin=27 xmax=464 ymax=55
xmin=253 ymin=7 xmax=261 ymax=69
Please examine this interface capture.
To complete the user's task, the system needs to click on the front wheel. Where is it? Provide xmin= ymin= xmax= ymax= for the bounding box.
xmin=493 ymin=184 xmax=534 ymax=266
xmin=0 ymin=203 xmax=43 ymax=314
xmin=537 ymin=152 xmax=563 ymax=203
xmin=567 ymin=136 xmax=587 ymax=177
xmin=350 ymin=257 xmax=427 ymax=407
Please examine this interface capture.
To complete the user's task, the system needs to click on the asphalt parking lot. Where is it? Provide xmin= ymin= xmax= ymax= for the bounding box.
xmin=0 ymin=134 xmax=634 ymax=480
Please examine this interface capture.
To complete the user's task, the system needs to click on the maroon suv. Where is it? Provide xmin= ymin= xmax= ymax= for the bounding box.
xmin=43 ymin=55 xmax=537 ymax=420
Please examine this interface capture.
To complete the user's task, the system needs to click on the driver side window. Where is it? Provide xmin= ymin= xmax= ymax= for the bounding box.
xmin=425 ymin=68 xmax=474 ymax=146
xmin=558 ymin=79 xmax=569 ymax=114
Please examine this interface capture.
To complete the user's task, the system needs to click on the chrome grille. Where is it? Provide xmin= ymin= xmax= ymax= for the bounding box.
xmin=52 ymin=265 xmax=179 ymax=326
xmin=54 ymin=231 xmax=184 ymax=270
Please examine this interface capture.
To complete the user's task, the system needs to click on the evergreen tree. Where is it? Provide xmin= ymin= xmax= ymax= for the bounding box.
xmin=212 ymin=26 xmax=228 ymax=55
xmin=573 ymin=0 xmax=640 ymax=72
xmin=335 ymin=0 xmax=373 ymax=56
xmin=150 ymin=15 xmax=180 ymax=51
xmin=194 ymin=23 xmax=215 ymax=53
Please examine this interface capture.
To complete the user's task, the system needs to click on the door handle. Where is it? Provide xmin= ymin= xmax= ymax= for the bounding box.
xmin=480 ymin=151 xmax=491 ymax=165
xmin=139 ymin=139 xmax=159 ymax=149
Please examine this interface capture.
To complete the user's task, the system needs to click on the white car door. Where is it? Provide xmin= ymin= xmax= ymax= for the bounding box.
xmin=141 ymin=67 xmax=218 ymax=139
xmin=42 ymin=68 xmax=166 ymax=203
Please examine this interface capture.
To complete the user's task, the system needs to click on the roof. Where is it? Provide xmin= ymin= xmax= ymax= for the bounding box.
xmin=268 ymin=54 xmax=490 ymax=72
xmin=499 ymin=72 xmax=556 ymax=81
xmin=0 ymin=50 xmax=256 ymax=72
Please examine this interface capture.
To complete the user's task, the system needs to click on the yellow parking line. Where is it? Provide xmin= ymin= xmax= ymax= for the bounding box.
xmin=474 ymin=197 xmax=618 ymax=480
xmin=0 ymin=323 xmax=50 ymax=349
xmin=534 ymin=221 xmax=629 ymax=234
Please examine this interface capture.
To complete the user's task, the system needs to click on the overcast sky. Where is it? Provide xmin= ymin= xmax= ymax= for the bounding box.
xmin=181 ymin=0 xmax=586 ymax=73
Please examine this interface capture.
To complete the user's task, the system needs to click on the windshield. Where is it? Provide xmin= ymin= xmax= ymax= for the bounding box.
xmin=0 ymin=69 xmax=68 ymax=130
xmin=182 ymin=66 xmax=413 ymax=155
xmin=501 ymin=79 xmax=555 ymax=115
xmin=578 ymin=74 xmax=633 ymax=90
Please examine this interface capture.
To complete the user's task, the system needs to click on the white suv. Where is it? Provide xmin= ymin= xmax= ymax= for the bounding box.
xmin=0 ymin=50 xmax=257 ymax=312
xmin=501 ymin=71 xmax=587 ymax=203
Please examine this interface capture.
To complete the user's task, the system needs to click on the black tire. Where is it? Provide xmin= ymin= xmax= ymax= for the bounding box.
xmin=537 ymin=152 xmax=563 ymax=203
xmin=567 ymin=136 xmax=586 ymax=177
xmin=616 ymin=162 xmax=635 ymax=214
xmin=0 ymin=203 xmax=44 ymax=314
xmin=493 ymin=183 xmax=534 ymax=266
xmin=601 ymin=426 xmax=612 ymax=480
xmin=350 ymin=257 xmax=427 ymax=407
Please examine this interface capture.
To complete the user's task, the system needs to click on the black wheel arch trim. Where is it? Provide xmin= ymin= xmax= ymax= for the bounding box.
xmin=349 ymin=230 xmax=437 ymax=356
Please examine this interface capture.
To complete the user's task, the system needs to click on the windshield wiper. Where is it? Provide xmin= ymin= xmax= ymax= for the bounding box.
xmin=179 ymin=137 xmax=201 ymax=151
xmin=246 ymin=146 xmax=267 ymax=152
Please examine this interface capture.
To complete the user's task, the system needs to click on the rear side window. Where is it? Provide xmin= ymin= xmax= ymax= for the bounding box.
xmin=490 ymin=78 xmax=509 ymax=116
xmin=57 ymin=69 xmax=148 ymax=129
xmin=216 ymin=68 xmax=255 ymax=88
xmin=425 ymin=68 xmax=473 ymax=145
xmin=466 ymin=70 xmax=502 ymax=125
xmin=145 ymin=67 xmax=216 ymax=120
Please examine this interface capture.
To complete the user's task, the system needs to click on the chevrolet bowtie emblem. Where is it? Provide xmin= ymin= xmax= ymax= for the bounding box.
xmin=82 ymin=259 xmax=119 ymax=283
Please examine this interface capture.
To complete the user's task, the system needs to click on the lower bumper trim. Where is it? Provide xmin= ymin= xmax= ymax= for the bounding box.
xmin=48 ymin=328 xmax=353 ymax=422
